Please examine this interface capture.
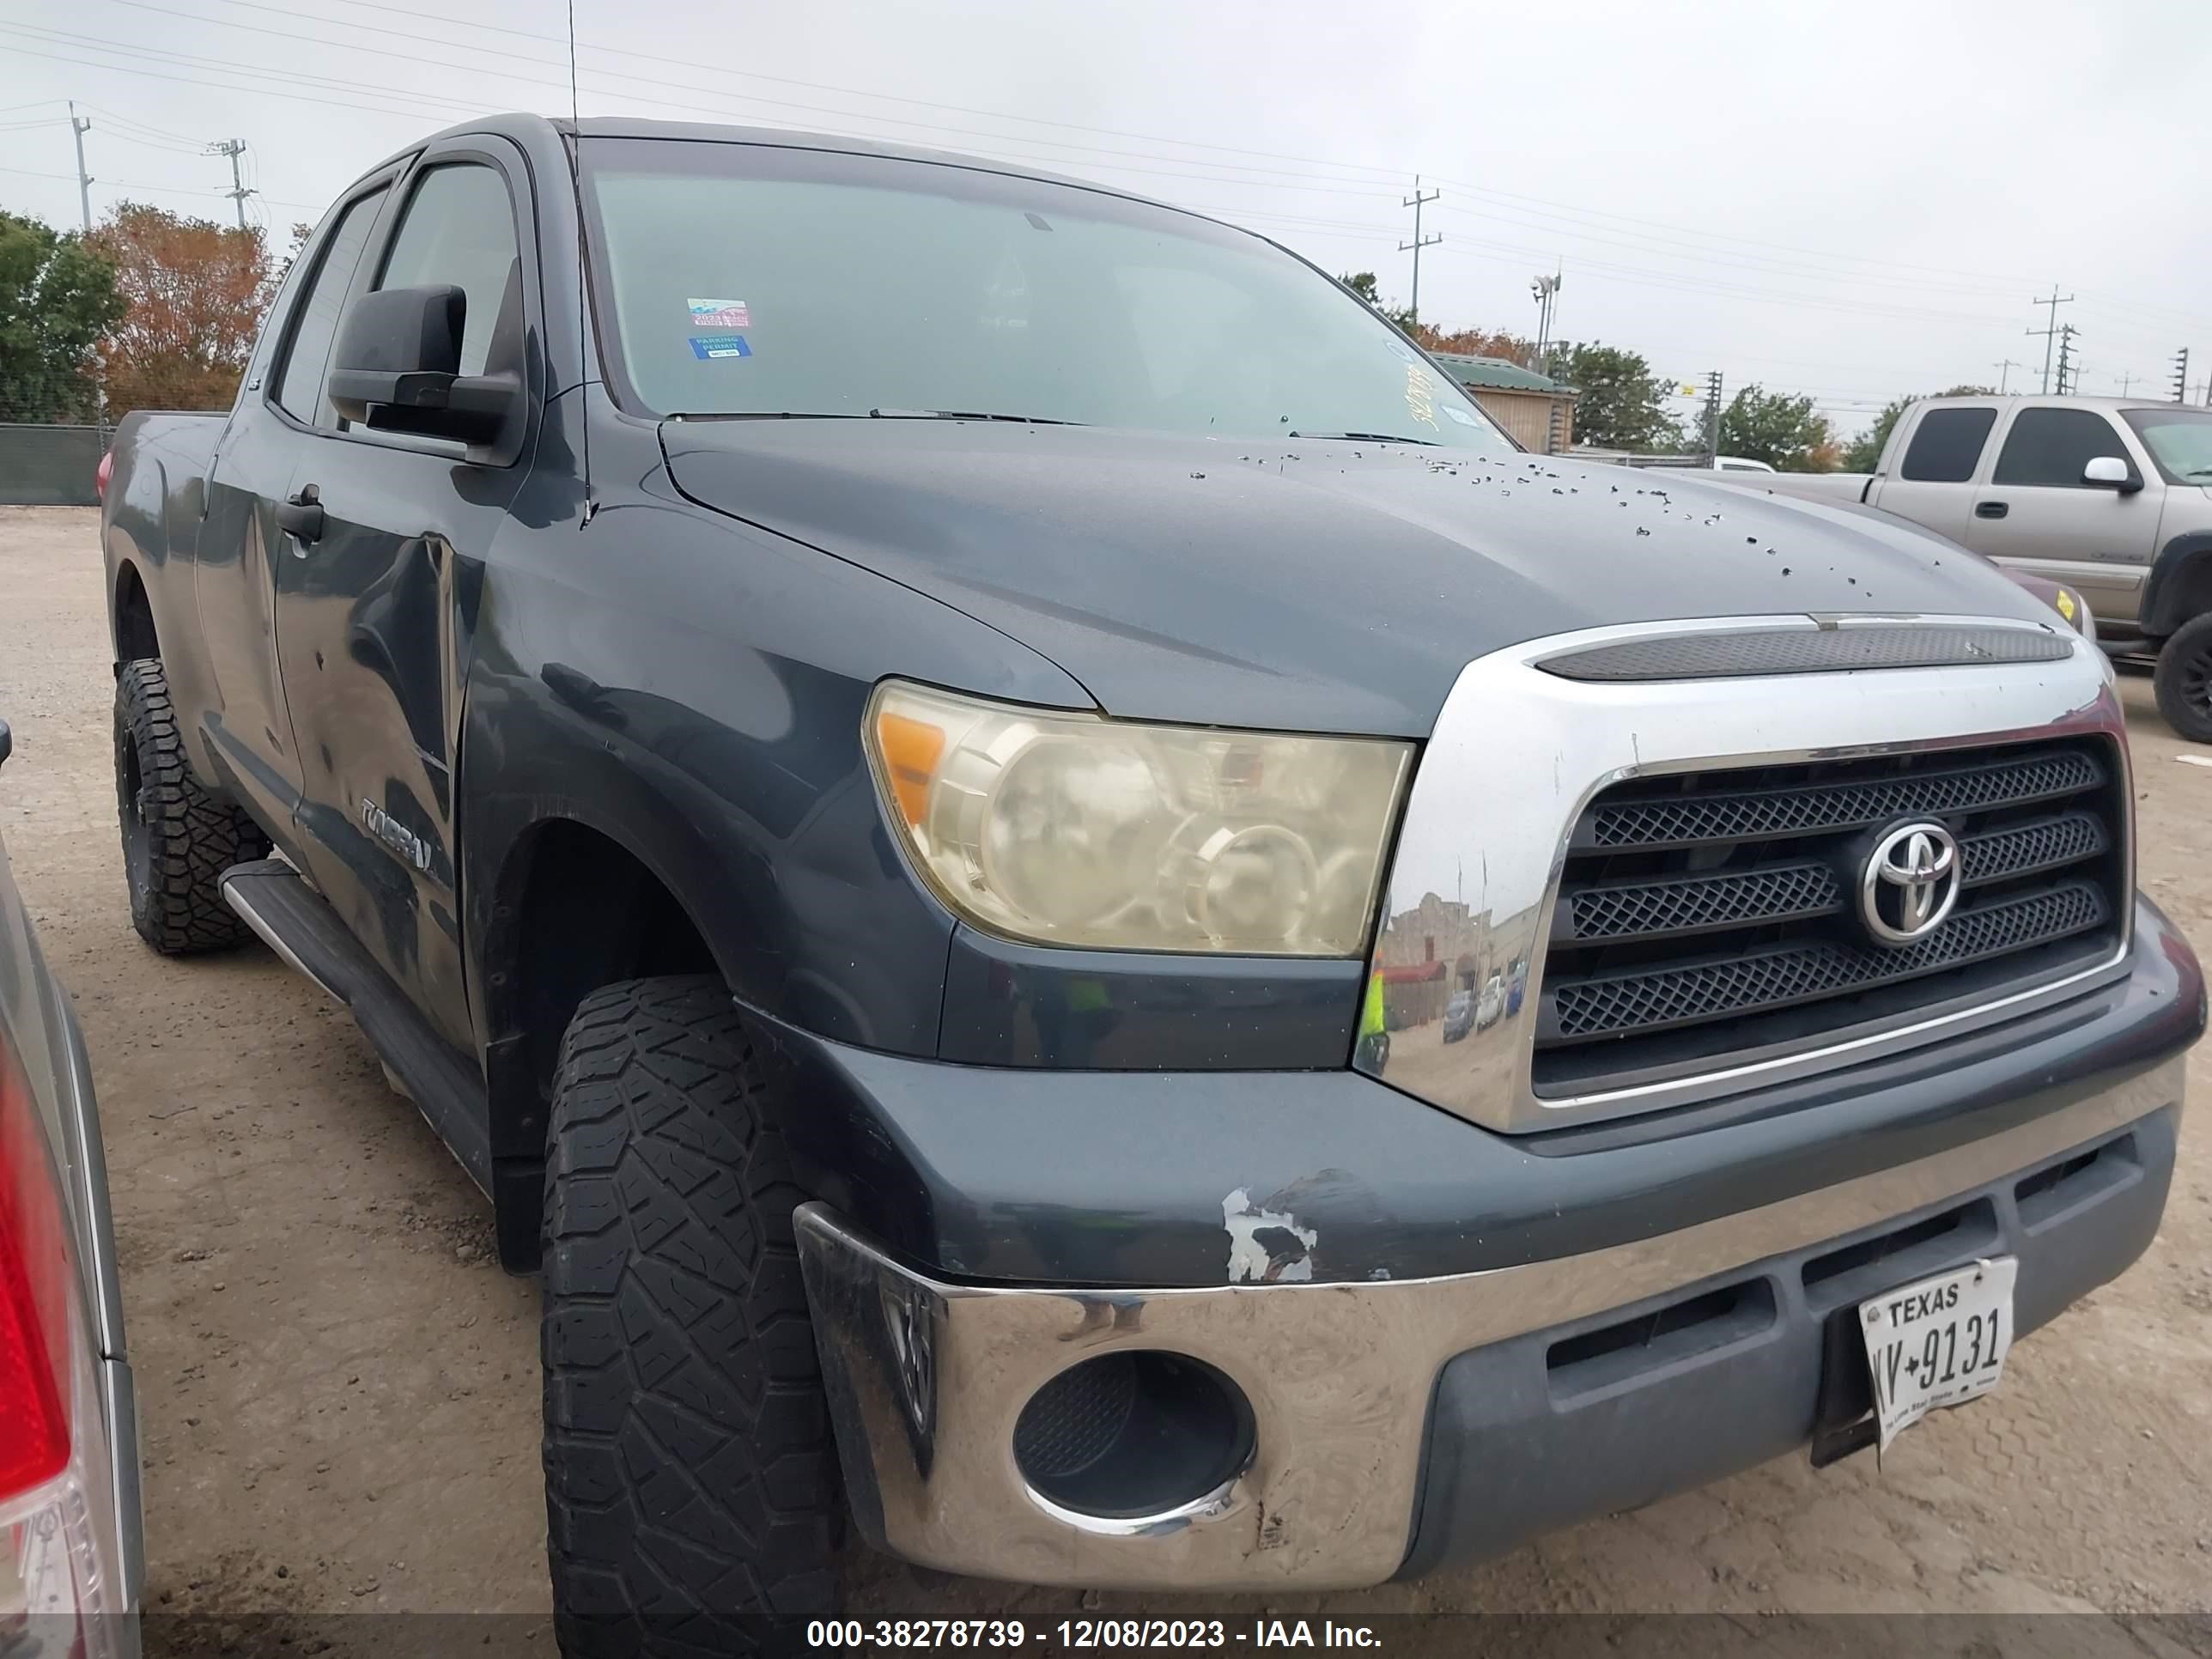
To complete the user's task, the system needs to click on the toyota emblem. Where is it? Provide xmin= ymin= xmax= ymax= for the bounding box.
xmin=1860 ymin=820 xmax=1962 ymax=945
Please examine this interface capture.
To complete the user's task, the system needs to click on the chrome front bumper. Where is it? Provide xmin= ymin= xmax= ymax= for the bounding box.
xmin=796 ymin=1048 xmax=2185 ymax=1591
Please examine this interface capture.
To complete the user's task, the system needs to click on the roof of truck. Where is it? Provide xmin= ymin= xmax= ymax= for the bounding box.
xmin=362 ymin=112 xmax=1191 ymax=224
xmin=1913 ymin=392 xmax=2197 ymax=415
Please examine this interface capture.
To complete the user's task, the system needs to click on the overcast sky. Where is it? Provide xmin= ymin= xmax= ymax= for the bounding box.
xmin=5 ymin=0 xmax=2208 ymax=438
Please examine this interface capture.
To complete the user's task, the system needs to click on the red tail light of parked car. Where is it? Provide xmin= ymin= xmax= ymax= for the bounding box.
xmin=0 ymin=1030 xmax=130 ymax=1655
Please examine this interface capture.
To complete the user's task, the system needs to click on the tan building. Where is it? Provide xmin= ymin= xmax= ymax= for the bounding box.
xmin=1431 ymin=353 xmax=1577 ymax=453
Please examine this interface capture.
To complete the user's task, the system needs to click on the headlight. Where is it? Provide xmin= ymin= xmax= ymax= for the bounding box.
xmin=866 ymin=681 xmax=1413 ymax=956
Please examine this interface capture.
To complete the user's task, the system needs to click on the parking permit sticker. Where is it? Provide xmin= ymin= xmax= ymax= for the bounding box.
xmin=690 ymin=335 xmax=752 ymax=361
xmin=688 ymin=298 xmax=750 ymax=329
xmin=1444 ymin=404 xmax=1478 ymax=425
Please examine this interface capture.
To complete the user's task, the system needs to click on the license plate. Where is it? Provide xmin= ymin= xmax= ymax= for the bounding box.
xmin=1858 ymin=1256 xmax=2017 ymax=1454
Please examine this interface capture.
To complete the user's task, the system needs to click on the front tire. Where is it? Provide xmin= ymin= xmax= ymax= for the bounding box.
xmin=541 ymin=976 xmax=840 ymax=1656
xmin=2154 ymin=614 xmax=2212 ymax=744
xmin=112 ymin=658 xmax=267 ymax=953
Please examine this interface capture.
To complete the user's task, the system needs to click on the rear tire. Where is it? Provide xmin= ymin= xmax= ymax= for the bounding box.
xmin=541 ymin=976 xmax=840 ymax=1656
xmin=2154 ymin=614 xmax=2212 ymax=744
xmin=112 ymin=658 xmax=268 ymax=953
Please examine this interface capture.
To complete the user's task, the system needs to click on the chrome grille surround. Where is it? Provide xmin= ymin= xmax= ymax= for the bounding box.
xmin=1356 ymin=613 xmax=2130 ymax=1133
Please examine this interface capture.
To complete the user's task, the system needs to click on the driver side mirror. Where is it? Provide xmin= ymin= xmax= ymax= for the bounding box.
xmin=2082 ymin=454 xmax=2142 ymax=493
xmin=327 ymin=284 xmax=520 ymax=451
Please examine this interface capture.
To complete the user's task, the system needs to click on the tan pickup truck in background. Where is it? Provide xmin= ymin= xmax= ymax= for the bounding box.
xmin=1698 ymin=396 xmax=2212 ymax=741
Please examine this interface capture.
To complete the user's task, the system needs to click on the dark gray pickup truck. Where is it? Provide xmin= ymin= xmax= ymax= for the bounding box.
xmin=99 ymin=113 xmax=2202 ymax=1650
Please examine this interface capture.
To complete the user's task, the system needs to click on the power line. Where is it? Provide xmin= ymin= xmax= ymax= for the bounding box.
xmin=1992 ymin=359 xmax=2025 ymax=393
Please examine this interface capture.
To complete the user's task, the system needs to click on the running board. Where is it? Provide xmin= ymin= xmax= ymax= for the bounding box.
xmin=222 ymin=859 xmax=492 ymax=1197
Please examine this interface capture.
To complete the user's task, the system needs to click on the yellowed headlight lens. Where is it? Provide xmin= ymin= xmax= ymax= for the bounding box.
xmin=865 ymin=680 xmax=1412 ymax=957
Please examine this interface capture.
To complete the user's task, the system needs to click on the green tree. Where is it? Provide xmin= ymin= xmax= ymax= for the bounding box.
xmin=0 ymin=210 xmax=125 ymax=422
xmin=1550 ymin=342 xmax=1684 ymax=453
xmin=1842 ymin=385 xmax=1997 ymax=472
xmin=1338 ymin=270 xmax=1415 ymax=333
xmin=1717 ymin=384 xmax=1838 ymax=471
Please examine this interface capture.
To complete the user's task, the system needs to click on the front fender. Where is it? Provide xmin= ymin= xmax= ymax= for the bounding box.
xmin=457 ymin=458 xmax=1092 ymax=1063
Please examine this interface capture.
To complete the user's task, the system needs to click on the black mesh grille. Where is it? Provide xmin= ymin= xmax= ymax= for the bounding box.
xmin=1537 ymin=737 xmax=2124 ymax=1096
xmin=1962 ymin=811 xmax=2106 ymax=884
xmin=1584 ymin=749 xmax=2103 ymax=852
xmin=1552 ymin=882 xmax=2107 ymax=1041
xmin=1565 ymin=862 xmax=1841 ymax=942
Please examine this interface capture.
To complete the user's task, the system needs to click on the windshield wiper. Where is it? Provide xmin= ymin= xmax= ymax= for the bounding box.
xmin=868 ymin=407 xmax=1084 ymax=425
xmin=1286 ymin=429 xmax=1440 ymax=446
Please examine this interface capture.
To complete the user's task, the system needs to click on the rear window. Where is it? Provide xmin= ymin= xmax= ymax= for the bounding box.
xmin=1899 ymin=407 xmax=1996 ymax=483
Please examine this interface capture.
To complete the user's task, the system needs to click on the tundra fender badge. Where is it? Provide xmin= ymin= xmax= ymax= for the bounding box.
xmin=360 ymin=797 xmax=433 ymax=873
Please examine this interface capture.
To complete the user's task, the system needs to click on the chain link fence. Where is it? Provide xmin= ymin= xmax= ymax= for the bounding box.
xmin=1 ymin=362 xmax=242 ymax=507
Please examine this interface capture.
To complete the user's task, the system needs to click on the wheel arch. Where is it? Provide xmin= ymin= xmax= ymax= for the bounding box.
xmin=112 ymin=559 xmax=159 ymax=666
xmin=476 ymin=811 xmax=722 ymax=1268
xmin=2141 ymin=532 xmax=2212 ymax=639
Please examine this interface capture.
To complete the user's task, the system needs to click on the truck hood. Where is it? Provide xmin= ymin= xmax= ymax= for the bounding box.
xmin=660 ymin=422 xmax=2057 ymax=737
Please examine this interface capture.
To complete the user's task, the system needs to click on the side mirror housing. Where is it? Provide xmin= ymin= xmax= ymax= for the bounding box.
xmin=0 ymin=719 xmax=11 ymax=769
xmin=327 ymin=284 xmax=520 ymax=453
xmin=2082 ymin=454 xmax=2142 ymax=493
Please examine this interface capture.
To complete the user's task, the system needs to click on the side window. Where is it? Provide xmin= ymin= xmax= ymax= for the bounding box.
xmin=1899 ymin=407 xmax=1996 ymax=483
xmin=1992 ymin=409 xmax=2137 ymax=489
xmin=374 ymin=163 xmax=521 ymax=377
xmin=272 ymin=187 xmax=387 ymax=424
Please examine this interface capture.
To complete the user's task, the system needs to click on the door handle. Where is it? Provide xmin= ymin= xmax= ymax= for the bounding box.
xmin=1975 ymin=501 xmax=2008 ymax=520
xmin=276 ymin=484 xmax=325 ymax=545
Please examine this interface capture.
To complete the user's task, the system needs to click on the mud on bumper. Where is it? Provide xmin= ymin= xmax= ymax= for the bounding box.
xmin=796 ymin=1058 xmax=2184 ymax=1592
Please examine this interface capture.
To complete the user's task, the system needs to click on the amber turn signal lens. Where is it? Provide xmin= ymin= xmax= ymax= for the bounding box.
xmin=877 ymin=710 xmax=946 ymax=825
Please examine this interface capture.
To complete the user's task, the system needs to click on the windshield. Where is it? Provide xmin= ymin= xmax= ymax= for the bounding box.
xmin=579 ymin=137 xmax=1510 ymax=450
xmin=2123 ymin=407 xmax=2212 ymax=484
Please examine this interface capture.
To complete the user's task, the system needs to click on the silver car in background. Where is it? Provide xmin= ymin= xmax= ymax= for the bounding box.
xmin=0 ymin=720 xmax=141 ymax=1655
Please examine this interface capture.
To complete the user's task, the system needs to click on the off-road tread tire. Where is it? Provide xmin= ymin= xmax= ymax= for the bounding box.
xmin=2154 ymin=613 xmax=2212 ymax=744
xmin=113 ymin=658 xmax=266 ymax=953
xmin=542 ymin=976 xmax=838 ymax=1656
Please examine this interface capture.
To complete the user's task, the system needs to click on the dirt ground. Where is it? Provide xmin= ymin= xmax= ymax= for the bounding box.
xmin=3 ymin=504 xmax=2209 ymax=1634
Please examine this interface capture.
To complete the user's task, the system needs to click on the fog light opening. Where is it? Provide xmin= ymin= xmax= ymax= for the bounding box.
xmin=1012 ymin=1351 xmax=1255 ymax=1522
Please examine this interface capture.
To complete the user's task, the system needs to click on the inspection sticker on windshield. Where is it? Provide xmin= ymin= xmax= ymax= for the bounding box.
xmin=687 ymin=297 xmax=750 ymax=329
xmin=690 ymin=335 xmax=752 ymax=361
xmin=1860 ymin=1256 xmax=2016 ymax=1456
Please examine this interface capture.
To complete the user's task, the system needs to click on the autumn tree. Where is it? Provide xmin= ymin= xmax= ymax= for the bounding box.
xmin=1414 ymin=323 xmax=1540 ymax=363
xmin=0 ymin=211 xmax=125 ymax=422
xmin=1717 ymin=385 xmax=1838 ymax=471
xmin=91 ymin=203 xmax=280 ymax=416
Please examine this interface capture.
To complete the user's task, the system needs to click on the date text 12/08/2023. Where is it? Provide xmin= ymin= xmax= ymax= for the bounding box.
xmin=805 ymin=1620 xmax=1386 ymax=1649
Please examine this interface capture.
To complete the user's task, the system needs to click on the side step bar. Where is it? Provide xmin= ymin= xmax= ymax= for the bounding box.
xmin=222 ymin=859 xmax=492 ymax=1197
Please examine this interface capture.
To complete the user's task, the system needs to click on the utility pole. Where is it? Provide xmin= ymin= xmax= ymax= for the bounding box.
xmin=2172 ymin=348 xmax=2191 ymax=404
xmin=2116 ymin=373 xmax=2136 ymax=397
xmin=1529 ymin=268 xmax=1563 ymax=372
xmin=206 ymin=137 xmax=253 ymax=228
xmin=1992 ymin=358 xmax=2025 ymax=394
xmin=2027 ymin=287 xmax=2075 ymax=394
xmin=67 ymin=101 xmax=93 ymax=233
xmin=2053 ymin=324 xmax=2079 ymax=397
xmin=1700 ymin=370 xmax=1723 ymax=465
xmin=1398 ymin=175 xmax=1440 ymax=329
